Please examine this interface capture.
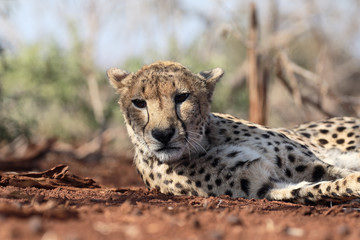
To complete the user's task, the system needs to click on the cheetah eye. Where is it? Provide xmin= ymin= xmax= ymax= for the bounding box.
xmin=132 ymin=99 xmax=147 ymax=108
xmin=174 ymin=93 xmax=190 ymax=104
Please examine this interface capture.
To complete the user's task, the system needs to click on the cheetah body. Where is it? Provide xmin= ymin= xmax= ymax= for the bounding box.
xmin=108 ymin=61 xmax=360 ymax=204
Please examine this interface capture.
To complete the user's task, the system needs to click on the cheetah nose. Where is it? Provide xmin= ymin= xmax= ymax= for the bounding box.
xmin=151 ymin=128 xmax=175 ymax=145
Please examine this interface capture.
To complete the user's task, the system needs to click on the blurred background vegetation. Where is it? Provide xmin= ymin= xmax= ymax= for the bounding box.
xmin=1 ymin=0 xmax=360 ymax=153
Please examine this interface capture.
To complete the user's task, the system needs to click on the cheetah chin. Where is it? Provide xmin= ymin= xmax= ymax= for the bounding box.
xmin=108 ymin=61 xmax=360 ymax=204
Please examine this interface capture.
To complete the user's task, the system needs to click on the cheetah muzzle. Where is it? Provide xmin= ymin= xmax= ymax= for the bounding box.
xmin=108 ymin=61 xmax=360 ymax=204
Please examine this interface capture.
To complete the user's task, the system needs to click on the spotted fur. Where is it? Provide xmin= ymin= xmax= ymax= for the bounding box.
xmin=108 ymin=61 xmax=360 ymax=204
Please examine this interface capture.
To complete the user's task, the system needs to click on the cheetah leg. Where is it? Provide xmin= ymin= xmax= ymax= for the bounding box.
xmin=267 ymin=172 xmax=360 ymax=204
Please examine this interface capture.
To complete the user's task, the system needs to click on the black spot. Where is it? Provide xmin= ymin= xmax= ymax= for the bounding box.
xmin=304 ymin=199 xmax=315 ymax=205
xmin=278 ymin=133 xmax=287 ymax=139
xmin=332 ymin=133 xmax=338 ymax=138
xmin=301 ymin=132 xmax=311 ymax=138
xmin=286 ymin=145 xmax=294 ymax=151
xmin=182 ymin=161 xmax=190 ymax=167
xmin=149 ymin=173 xmax=154 ymax=180
xmin=180 ymin=189 xmax=188 ymax=195
xmin=229 ymin=181 xmax=234 ymax=188
xmin=348 ymin=140 xmax=355 ymax=145
xmin=285 ymin=169 xmax=292 ymax=178
xmin=347 ymin=132 xmax=355 ymax=137
xmin=318 ymin=139 xmax=328 ymax=145
xmin=337 ymin=126 xmax=346 ymax=132
xmin=208 ymin=192 xmax=216 ymax=197
xmin=249 ymin=126 xmax=257 ymax=129
xmin=320 ymin=129 xmax=329 ymax=134
xmin=240 ymin=179 xmax=250 ymax=196
xmin=234 ymin=131 xmax=240 ymax=134
xmin=261 ymin=134 xmax=270 ymax=138
xmin=191 ymin=191 xmax=199 ymax=196
xmin=145 ymin=180 xmax=150 ymax=187
xmin=198 ymin=168 xmax=205 ymax=174
xmin=207 ymin=184 xmax=213 ymax=190
xmin=288 ymin=154 xmax=295 ymax=162
xmin=326 ymin=186 xmax=331 ymax=192
xmin=166 ymin=167 xmax=173 ymax=174
xmin=177 ymin=171 xmax=184 ymax=175
xmin=230 ymin=161 xmax=246 ymax=171
xmin=291 ymin=188 xmax=300 ymax=197
xmin=313 ymin=184 xmax=320 ymax=189
xmin=357 ymin=177 xmax=360 ymax=183
xmin=336 ymin=139 xmax=344 ymax=144
xmin=346 ymin=146 xmax=356 ymax=151
xmin=307 ymin=192 xmax=314 ymax=198
xmin=232 ymin=125 xmax=239 ymax=128
xmin=225 ymin=190 xmax=233 ymax=197
xmin=175 ymin=182 xmax=183 ymax=189
xmin=276 ymin=156 xmax=282 ymax=168
xmin=306 ymin=151 xmax=314 ymax=156
xmin=227 ymin=151 xmax=240 ymax=158
xmin=346 ymin=188 xmax=353 ymax=194
xmin=204 ymin=174 xmax=211 ymax=181
xmin=331 ymin=192 xmax=339 ymax=198
xmin=186 ymin=180 xmax=192 ymax=184
xmin=295 ymin=165 xmax=307 ymax=172
xmin=189 ymin=171 xmax=196 ymax=176
xmin=215 ymin=179 xmax=222 ymax=186
xmin=211 ymin=158 xmax=220 ymax=167
xmin=205 ymin=128 xmax=211 ymax=135
xmin=312 ymin=166 xmax=326 ymax=182
xmin=244 ymin=133 xmax=251 ymax=137
xmin=219 ymin=128 xmax=227 ymax=134
xmin=163 ymin=180 xmax=170 ymax=185
xmin=225 ymin=137 xmax=232 ymax=142
xmin=225 ymin=172 xmax=232 ymax=180
xmin=189 ymin=163 xmax=196 ymax=169
xmin=257 ymin=183 xmax=272 ymax=198
xmin=309 ymin=124 xmax=318 ymax=128
xmin=195 ymin=181 xmax=202 ymax=187
xmin=157 ymin=173 xmax=162 ymax=179
xmin=267 ymin=131 xmax=276 ymax=136
xmin=274 ymin=147 xmax=279 ymax=152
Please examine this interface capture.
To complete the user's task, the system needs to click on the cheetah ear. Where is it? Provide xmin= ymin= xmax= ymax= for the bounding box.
xmin=197 ymin=68 xmax=224 ymax=92
xmin=107 ymin=68 xmax=130 ymax=90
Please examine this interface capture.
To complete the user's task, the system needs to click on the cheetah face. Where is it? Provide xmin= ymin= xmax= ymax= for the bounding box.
xmin=107 ymin=61 xmax=223 ymax=163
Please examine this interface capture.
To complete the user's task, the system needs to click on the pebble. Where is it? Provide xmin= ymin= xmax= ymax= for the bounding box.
xmin=41 ymin=231 xmax=58 ymax=240
xmin=193 ymin=219 xmax=201 ymax=229
xmin=226 ymin=215 xmax=243 ymax=225
xmin=284 ymin=227 xmax=304 ymax=237
xmin=337 ymin=224 xmax=350 ymax=236
xmin=28 ymin=216 xmax=43 ymax=233
xmin=210 ymin=230 xmax=224 ymax=240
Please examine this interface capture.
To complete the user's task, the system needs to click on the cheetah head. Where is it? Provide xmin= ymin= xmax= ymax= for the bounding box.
xmin=107 ymin=61 xmax=223 ymax=163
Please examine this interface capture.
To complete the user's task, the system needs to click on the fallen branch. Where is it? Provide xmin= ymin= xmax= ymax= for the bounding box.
xmin=0 ymin=165 xmax=100 ymax=189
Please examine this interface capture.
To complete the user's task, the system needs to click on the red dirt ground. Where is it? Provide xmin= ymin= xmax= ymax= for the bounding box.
xmin=1 ymin=151 xmax=360 ymax=240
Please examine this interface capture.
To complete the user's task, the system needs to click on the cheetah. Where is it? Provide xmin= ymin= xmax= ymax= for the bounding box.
xmin=107 ymin=61 xmax=360 ymax=204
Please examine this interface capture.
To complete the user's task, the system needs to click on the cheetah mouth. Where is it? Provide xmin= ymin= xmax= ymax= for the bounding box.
xmin=156 ymin=146 xmax=181 ymax=152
